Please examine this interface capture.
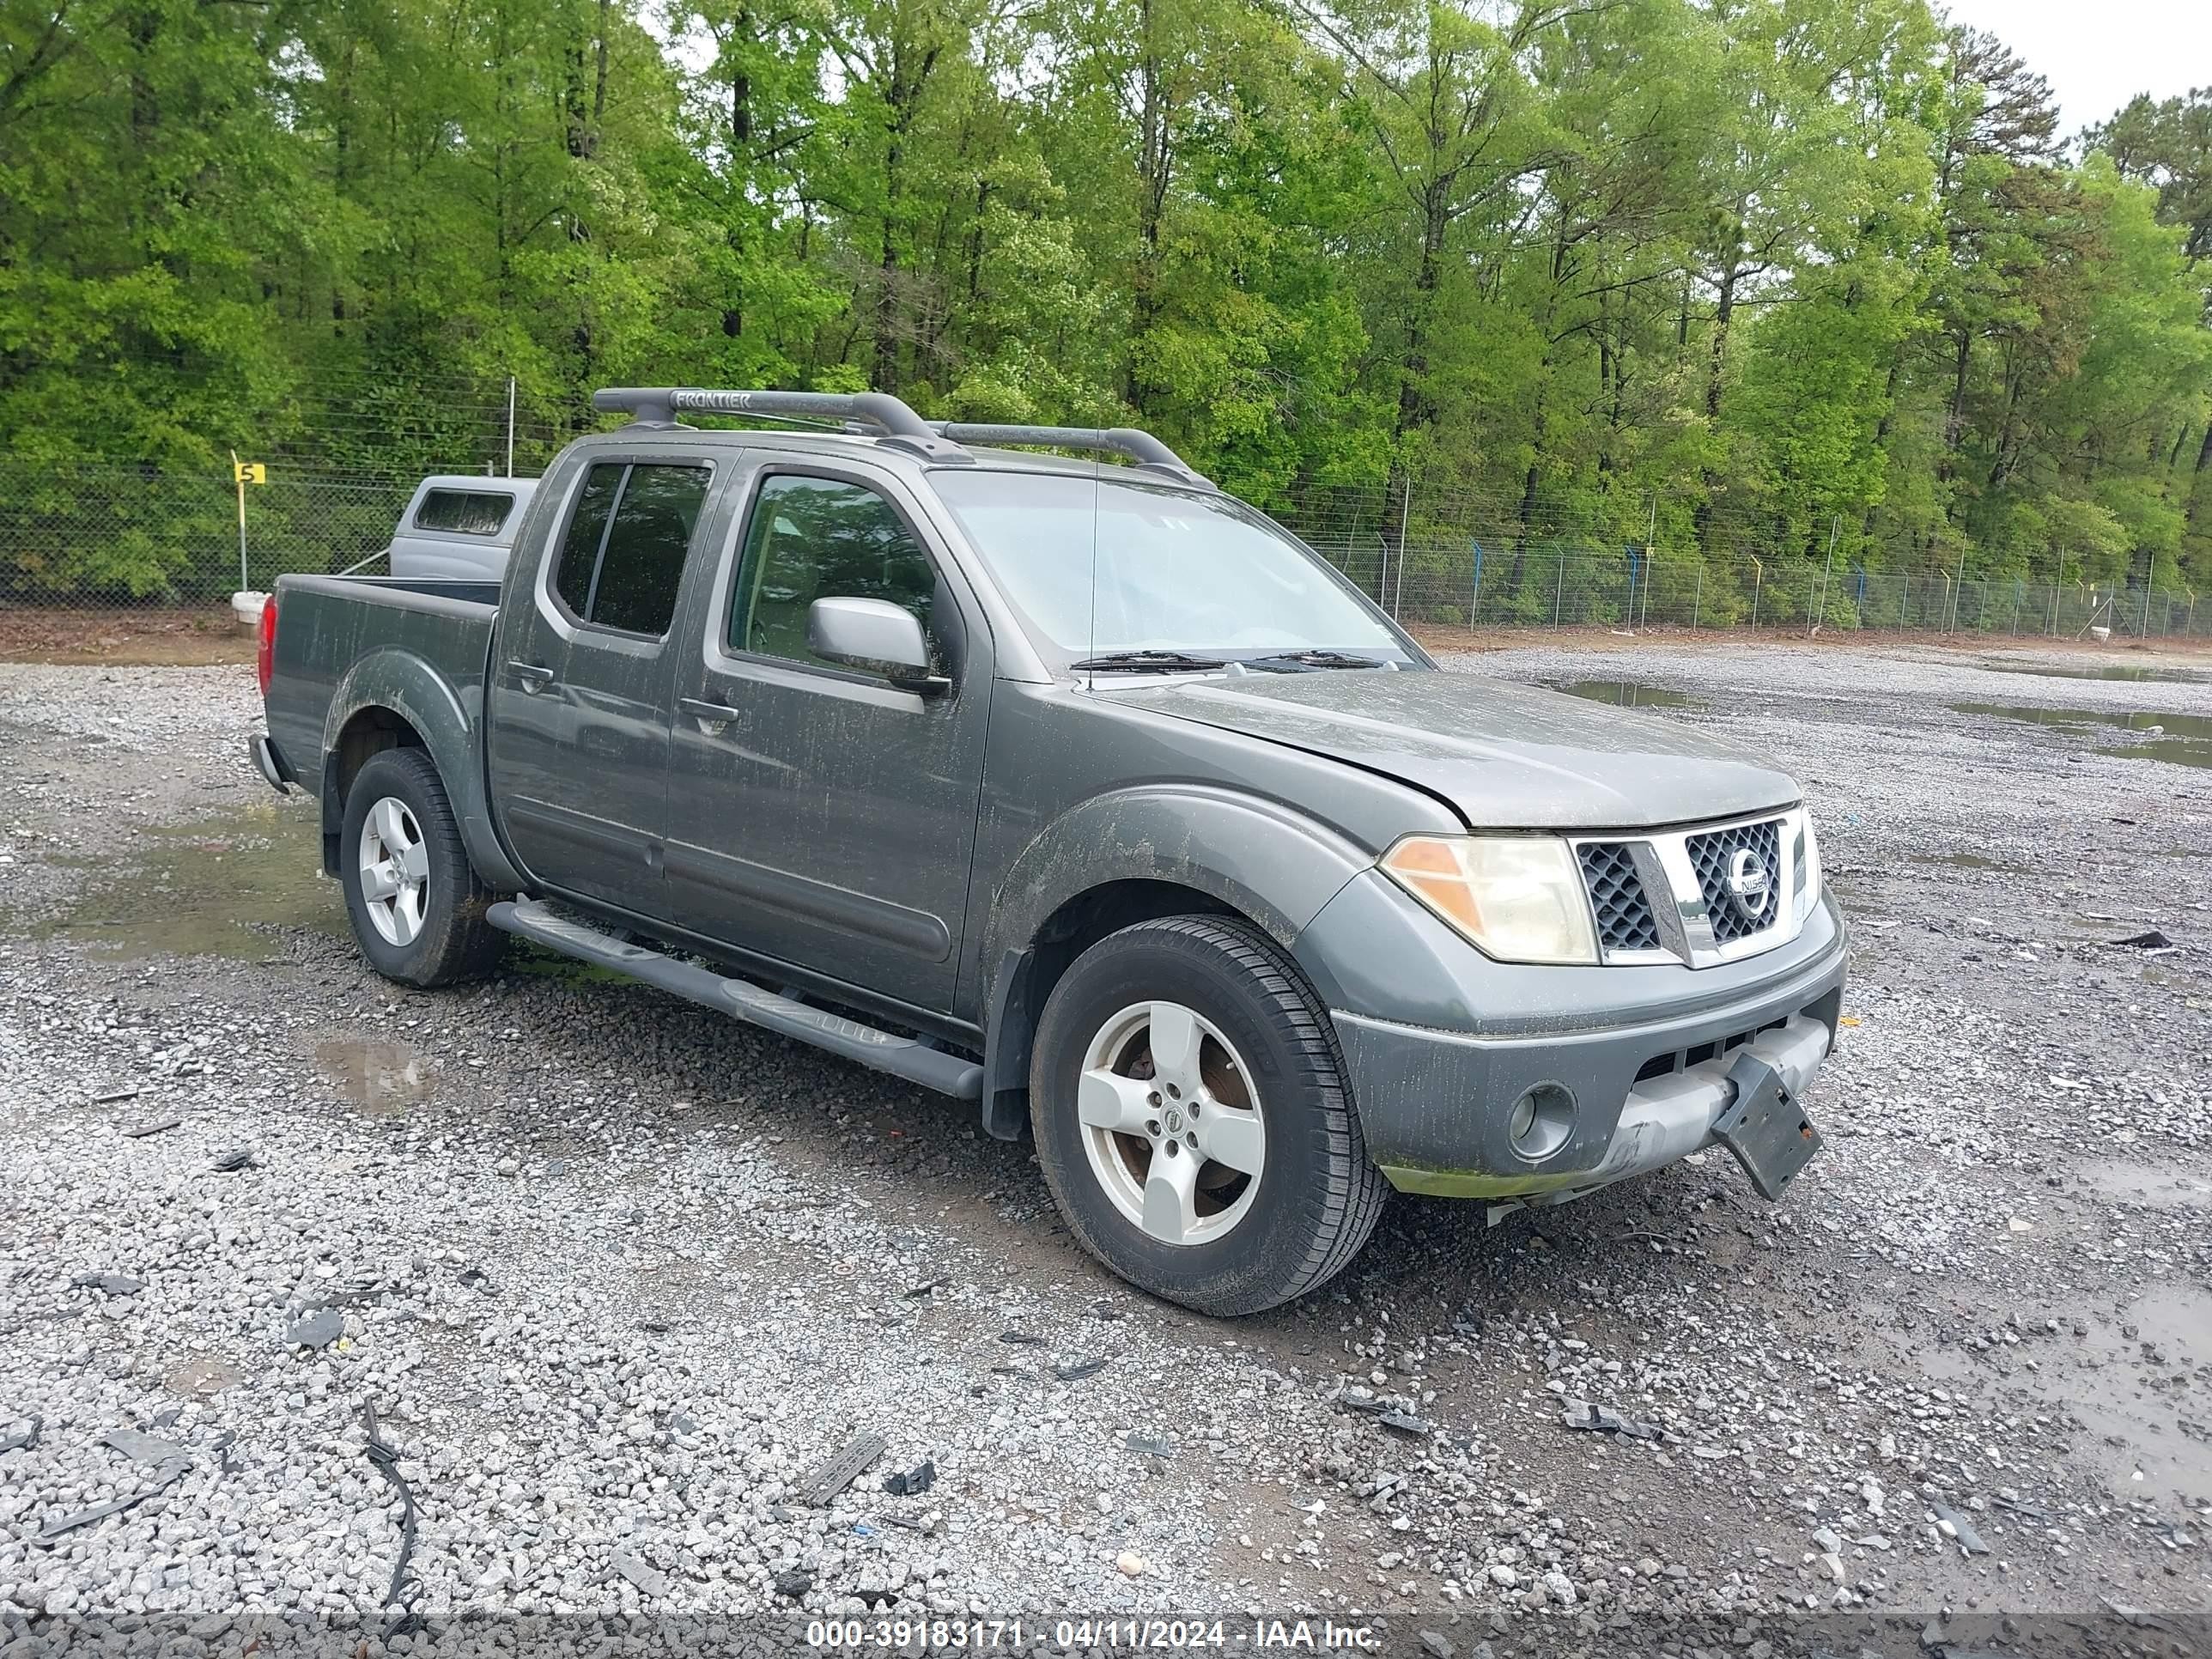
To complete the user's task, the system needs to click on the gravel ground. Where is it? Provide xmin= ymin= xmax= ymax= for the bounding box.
xmin=0 ymin=639 xmax=2207 ymax=1657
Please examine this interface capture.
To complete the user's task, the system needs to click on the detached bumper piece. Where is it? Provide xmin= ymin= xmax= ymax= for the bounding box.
xmin=1347 ymin=1006 xmax=1836 ymax=1218
xmin=1553 ymin=1012 xmax=1831 ymax=1214
xmin=1713 ymin=1048 xmax=1823 ymax=1199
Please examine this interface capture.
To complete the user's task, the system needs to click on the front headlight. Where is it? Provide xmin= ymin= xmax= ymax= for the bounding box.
xmin=1380 ymin=835 xmax=1598 ymax=965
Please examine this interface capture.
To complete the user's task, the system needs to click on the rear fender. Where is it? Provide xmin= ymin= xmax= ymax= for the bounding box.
xmin=322 ymin=649 xmax=525 ymax=890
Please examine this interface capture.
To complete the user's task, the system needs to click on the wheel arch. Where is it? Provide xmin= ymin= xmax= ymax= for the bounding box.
xmin=319 ymin=649 xmax=521 ymax=890
xmin=975 ymin=787 xmax=1372 ymax=1140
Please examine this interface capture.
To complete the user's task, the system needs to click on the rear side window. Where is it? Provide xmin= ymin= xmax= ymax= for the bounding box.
xmin=413 ymin=489 xmax=514 ymax=537
xmin=550 ymin=462 xmax=710 ymax=637
xmin=728 ymin=475 xmax=935 ymax=669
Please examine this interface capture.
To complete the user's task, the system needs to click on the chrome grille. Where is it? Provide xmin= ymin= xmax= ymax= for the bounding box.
xmin=1577 ymin=842 xmax=1660 ymax=951
xmin=1685 ymin=818 xmax=1784 ymax=945
xmin=1569 ymin=805 xmax=1811 ymax=968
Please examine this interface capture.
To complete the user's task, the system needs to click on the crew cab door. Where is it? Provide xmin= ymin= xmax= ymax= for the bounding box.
xmin=664 ymin=461 xmax=990 ymax=1014
xmin=485 ymin=450 xmax=719 ymax=914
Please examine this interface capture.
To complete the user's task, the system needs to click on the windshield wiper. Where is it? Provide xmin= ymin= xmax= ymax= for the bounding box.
xmin=1069 ymin=650 xmax=1219 ymax=673
xmin=1238 ymin=649 xmax=1381 ymax=672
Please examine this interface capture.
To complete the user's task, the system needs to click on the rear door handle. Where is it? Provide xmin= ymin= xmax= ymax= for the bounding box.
xmin=507 ymin=660 xmax=555 ymax=691
xmin=678 ymin=695 xmax=744 ymax=732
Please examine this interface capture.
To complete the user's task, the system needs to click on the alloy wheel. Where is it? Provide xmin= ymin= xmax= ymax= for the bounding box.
xmin=1076 ymin=1000 xmax=1267 ymax=1247
xmin=356 ymin=795 xmax=430 ymax=947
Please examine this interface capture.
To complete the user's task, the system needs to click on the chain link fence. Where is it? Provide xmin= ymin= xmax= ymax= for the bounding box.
xmin=1310 ymin=538 xmax=2208 ymax=640
xmin=0 ymin=460 xmax=427 ymax=604
xmin=1278 ymin=477 xmax=2208 ymax=641
xmin=2 ymin=454 xmax=2205 ymax=643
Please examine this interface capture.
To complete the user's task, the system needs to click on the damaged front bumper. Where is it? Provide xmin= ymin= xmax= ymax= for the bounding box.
xmin=1297 ymin=872 xmax=1847 ymax=1210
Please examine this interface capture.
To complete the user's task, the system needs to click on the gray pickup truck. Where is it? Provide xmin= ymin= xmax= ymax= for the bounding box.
xmin=252 ymin=386 xmax=1846 ymax=1314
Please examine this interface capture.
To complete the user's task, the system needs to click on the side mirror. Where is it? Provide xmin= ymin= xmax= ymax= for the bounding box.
xmin=807 ymin=597 xmax=949 ymax=696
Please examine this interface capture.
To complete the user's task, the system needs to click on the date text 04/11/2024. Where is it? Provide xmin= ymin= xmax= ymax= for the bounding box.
xmin=803 ymin=1620 xmax=1385 ymax=1650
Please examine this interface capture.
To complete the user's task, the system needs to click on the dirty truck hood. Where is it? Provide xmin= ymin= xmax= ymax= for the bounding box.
xmin=1116 ymin=670 xmax=1798 ymax=830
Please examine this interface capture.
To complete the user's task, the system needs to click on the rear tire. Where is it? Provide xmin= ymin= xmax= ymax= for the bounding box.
xmin=1030 ymin=915 xmax=1389 ymax=1316
xmin=339 ymin=747 xmax=502 ymax=988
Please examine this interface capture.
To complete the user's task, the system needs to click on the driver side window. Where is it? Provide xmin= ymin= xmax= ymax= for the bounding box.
xmin=728 ymin=474 xmax=936 ymax=671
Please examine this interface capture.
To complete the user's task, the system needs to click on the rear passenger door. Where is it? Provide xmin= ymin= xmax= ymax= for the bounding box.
xmin=663 ymin=462 xmax=992 ymax=1015
xmin=486 ymin=452 xmax=718 ymax=915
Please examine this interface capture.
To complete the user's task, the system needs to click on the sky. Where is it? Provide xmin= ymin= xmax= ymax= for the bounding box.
xmin=1937 ymin=0 xmax=2212 ymax=135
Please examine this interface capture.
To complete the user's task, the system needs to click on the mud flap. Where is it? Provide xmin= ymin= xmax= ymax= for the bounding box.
xmin=1714 ymin=1049 xmax=1823 ymax=1200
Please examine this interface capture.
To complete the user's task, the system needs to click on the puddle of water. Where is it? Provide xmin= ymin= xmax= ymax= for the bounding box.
xmin=36 ymin=800 xmax=341 ymax=960
xmin=1920 ymin=1283 xmax=2212 ymax=1500
xmin=1933 ymin=851 xmax=2027 ymax=872
xmin=2074 ymin=1159 xmax=2212 ymax=1212
xmin=1551 ymin=679 xmax=1706 ymax=709
xmin=314 ymin=1036 xmax=433 ymax=1115
xmin=1979 ymin=661 xmax=2210 ymax=684
xmin=2107 ymin=738 xmax=2212 ymax=769
xmin=1947 ymin=701 xmax=2212 ymax=769
xmin=2063 ymin=1285 xmax=2212 ymax=1500
xmin=1948 ymin=701 xmax=2212 ymax=738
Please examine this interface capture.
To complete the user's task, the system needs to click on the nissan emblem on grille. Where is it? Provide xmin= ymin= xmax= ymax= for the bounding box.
xmin=1685 ymin=817 xmax=1785 ymax=945
xmin=1724 ymin=848 xmax=1773 ymax=921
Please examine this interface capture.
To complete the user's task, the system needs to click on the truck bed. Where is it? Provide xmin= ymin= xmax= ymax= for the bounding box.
xmin=263 ymin=574 xmax=501 ymax=811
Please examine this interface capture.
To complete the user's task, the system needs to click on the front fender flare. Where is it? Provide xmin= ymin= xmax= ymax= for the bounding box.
xmin=986 ymin=784 xmax=1374 ymax=965
xmin=974 ymin=786 xmax=1374 ymax=1138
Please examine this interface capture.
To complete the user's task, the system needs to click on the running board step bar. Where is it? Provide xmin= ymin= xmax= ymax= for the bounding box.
xmin=486 ymin=899 xmax=982 ymax=1100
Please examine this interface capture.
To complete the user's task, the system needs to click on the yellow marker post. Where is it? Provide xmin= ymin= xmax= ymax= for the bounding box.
xmin=229 ymin=452 xmax=266 ymax=592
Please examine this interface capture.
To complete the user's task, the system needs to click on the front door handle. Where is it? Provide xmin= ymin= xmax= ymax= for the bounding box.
xmin=678 ymin=695 xmax=744 ymax=732
xmin=507 ymin=660 xmax=556 ymax=692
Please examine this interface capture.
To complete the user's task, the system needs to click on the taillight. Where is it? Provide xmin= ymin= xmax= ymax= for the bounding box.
xmin=257 ymin=593 xmax=279 ymax=699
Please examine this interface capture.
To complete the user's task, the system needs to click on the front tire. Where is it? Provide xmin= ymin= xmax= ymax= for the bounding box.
xmin=1030 ymin=915 xmax=1389 ymax=1316
xmin=338 ymin=748 xmax=501 ymax=987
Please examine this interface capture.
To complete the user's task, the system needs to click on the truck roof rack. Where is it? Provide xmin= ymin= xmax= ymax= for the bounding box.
xmin=592 ymin=387 xmax=972 ymax=463
xmin=929 ymin=422 xmax=1212 ymax=489
xmin=594 ymin=387 xmax=1212 ymax=487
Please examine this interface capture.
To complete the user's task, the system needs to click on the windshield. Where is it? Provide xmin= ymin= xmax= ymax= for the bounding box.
xmin=931 ymin=470 xmax=1407 ymax=667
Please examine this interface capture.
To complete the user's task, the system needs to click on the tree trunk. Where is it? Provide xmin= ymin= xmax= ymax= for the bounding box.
xmin=565 ymin=0 xmax=611 ymax=403
xmin=1694 ymin=264 xmax=1739 ymax=550
xmin=964 ymin=178 xmax=990 ymax=313
xmin=1395 ymin=184 xmax=1447 ymax=441
xmin=876 ymin=166 xmax=902 ymax=392
xmin=1129 ymin=0 xmax=1170 ymax=416
xmin=127 ymin=6 xmax=160 ymax=255
xmin=331 ymin=40 xmax=353 ymax=333
xmin=1986 ymin=363 xmax=2024 ymax=491
xmin=873 ymin=36 xmax=939 ymax=396
xmin=564 ymin=44 xmax=591 ymax=162
xmin=1939 ymin=327 xmax=1971 ymax=479
xmin=1704 ymin=264 xmax=1737 ymax=424
xmin=1596 ymin=314 xmax=1614 ymax=477
xmin=721 ymin=23 xmax=752 ymax=341
xmin=592 ymin=0 xmax=610 ymax=134
xmin=2189 ymin=423 xmax=2212 ymax=532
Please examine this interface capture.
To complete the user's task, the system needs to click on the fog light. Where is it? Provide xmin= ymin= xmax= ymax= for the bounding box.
xmin=1507 ymin=1082 xmax=1576 ymax=1162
